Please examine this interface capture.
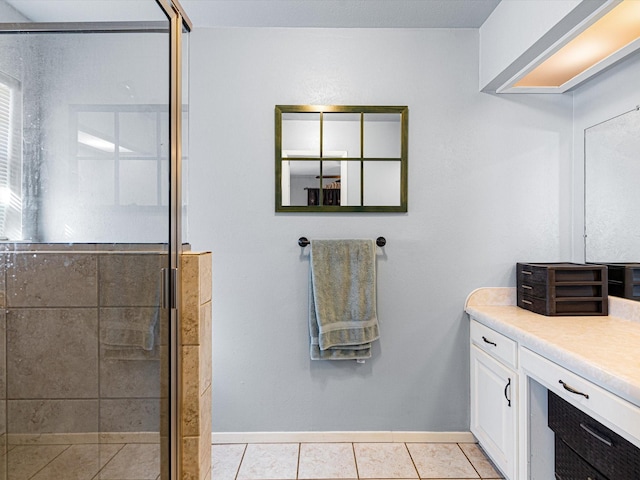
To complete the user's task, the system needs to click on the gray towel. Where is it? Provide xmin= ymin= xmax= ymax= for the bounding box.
xmin=309 ymin=239 xmax=379 ymax=360
xmin=101 ymin=307 xmax=160 ymax=361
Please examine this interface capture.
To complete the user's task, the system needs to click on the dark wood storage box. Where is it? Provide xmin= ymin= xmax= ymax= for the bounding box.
xmin=602 ymin=263 xmax=640 ymax=301
xmin=548 ymin=391 xmax=640 ymax=479
xmin=517 ymin=262 xmax=608 ymax=316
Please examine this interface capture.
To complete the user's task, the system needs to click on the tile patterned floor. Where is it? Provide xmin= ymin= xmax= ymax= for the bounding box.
xmin=2 ymin=443 xmax=160 ymax=480
xmin=2 ymin=441 xmax=503 ymax=479
xmin=213 ymin=442 xmax=504 ymax=480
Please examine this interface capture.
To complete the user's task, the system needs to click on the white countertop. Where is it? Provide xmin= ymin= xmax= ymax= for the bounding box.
xmin=465 ymin=287 xmax=640 ymax=408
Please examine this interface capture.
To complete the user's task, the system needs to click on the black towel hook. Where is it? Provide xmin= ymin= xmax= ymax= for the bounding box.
xmin=298 ymin=236 xmax=386 ymax=247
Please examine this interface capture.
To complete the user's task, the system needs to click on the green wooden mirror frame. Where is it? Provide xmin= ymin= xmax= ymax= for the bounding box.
xmin=275 ymin=105 xmax=408 ymax=213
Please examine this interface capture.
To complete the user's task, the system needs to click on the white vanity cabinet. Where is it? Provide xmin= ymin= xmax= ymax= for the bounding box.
xmin=469 ymin=320 xmax=517 ymax=480
xmin=466 ymin=288 xmax=640 ymax=480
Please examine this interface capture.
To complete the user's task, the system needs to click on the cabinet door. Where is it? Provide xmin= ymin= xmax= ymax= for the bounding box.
xmin=470 ymin=345 xmax=517 ymax=480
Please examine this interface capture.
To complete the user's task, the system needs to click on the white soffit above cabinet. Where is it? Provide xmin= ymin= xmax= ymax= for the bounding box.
xmin=495 ymin=0 xmax=640 ymax=93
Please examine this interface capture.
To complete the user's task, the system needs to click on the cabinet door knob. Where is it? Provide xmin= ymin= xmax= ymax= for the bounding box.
xmin=504 ymin=378 xmax=511 ymax=407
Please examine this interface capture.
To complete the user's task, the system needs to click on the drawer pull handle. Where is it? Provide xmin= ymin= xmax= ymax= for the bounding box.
xmin=559 ymin=380 xmax=590 ymax=399
xmin=522 ymin=285 xmax=533 ymax=290
xmin=579 ymin=422 xmax=613 ymax=447
xmin=504 ymin=378 xmax=511 ymax=407
xmin=522 ymin=270 xmax=532 ymax=275
xmin=482 ymin=336 xmax=497 ymax=347
xmin=522 ymin=299 xmax=532 ymax=305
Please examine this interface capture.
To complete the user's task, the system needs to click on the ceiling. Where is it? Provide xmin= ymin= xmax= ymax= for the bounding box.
xmin=3 ymin=0 xmax=501 ymax=28
xmin=180 ymin=0 xmax=501 ymax=28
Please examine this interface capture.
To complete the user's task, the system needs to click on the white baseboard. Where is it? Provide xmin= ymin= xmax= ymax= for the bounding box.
xmin=211 ymin=431 xmax=475 ymax=444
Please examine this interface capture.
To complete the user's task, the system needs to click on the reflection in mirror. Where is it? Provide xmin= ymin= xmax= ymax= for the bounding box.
xmin=585 ymin=107 xmax=640 ymax=301
xmin=275 ymin=105 xmax=407 ymax=212
xmin=585 ymin=107 xmax=640 ymax=261
xmin=364 ymin=161 xmax=401 ymax=206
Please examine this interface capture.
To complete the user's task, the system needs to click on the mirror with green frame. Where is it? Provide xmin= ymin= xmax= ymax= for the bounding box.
xmin=275 ymin=105 xmax=408 ymax=212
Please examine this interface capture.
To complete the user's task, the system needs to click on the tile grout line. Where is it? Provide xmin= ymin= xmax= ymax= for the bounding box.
xmin=233 ymin=443 xmax=248 ymax=480
xmin=351 ymin=442 xmax=360 ymax=480
xmin=403 ymin=442 xmax=420 ymax=479
xmin=26 ymin=443 xmax=72 ymax=480
xmin=456 ymin=442 xmax=489 ymax=480
xmin=295 ymin=442 xmax=301 ymax=480
xmin=93 ymin=441 xmax=127 ymax=479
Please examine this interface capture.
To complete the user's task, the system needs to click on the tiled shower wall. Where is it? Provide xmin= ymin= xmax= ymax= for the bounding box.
xmin=0 ymin=244 xmax=167 ymax=441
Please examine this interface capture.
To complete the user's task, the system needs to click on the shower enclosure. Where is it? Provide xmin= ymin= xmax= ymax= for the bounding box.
xmin=0 ymin=1 xmax=190 ymax=478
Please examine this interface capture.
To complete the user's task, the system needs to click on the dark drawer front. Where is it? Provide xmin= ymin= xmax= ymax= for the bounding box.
xmin=554 ymin=437 xmax=609 ymax=480
xmin=518 ymin=294 xmax=605 ymax=316
xmin=519 ymin=283 xmax=603 ymax=298
xmin=606 ymin=264 xmax=640 ymax=300
xmin=548 ymin=391 xmax=640 ymax=479
xmin=518 ymin=282 xmax=547 ymax=298
xmin=518 ymin=263 xmax=607 ymax=284
xmin=517 ymin=263 xmax=550 ymax=284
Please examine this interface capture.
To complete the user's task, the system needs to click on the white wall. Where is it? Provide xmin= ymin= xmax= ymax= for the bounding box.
xmin=571 ymin=51 xmax=640 ymax=262
xmin=188 ymin=27 xmax=574 ymax=432
xmin=0 ymin=0 xmax=28 ymax=22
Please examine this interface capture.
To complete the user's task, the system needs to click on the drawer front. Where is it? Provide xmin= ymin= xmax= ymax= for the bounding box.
xmin=517 ymin=263 xmax=607 ymax=283
xmin=554 ymin=437 xmax=609 ymax=480
xmin=549 ymin=391 xmax=640 ymax=479
xmin=470 ymin=320 xmax=517 ymax=369
xmin=518 ymin=284 xmax=604 ymax=300
xmin=518 ymin=293 xmax=606 ymax=316
xmin=517 ymin=263 xmax=549 ymax=284
xmin=520 ymin=347 xmax=640 ymax=450
xmin=518 ymin=282 xmax=547 ymax=298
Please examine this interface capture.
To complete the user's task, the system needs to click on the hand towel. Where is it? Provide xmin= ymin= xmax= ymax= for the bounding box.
xmin=309 ymin=239 xmax=379 ymax=360
xmin=101 ymin=307 xmax=160 ymax=360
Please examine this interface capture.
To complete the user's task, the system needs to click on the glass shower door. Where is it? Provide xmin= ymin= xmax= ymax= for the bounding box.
xmin=0 ymin=1 xmax=189 ymax=478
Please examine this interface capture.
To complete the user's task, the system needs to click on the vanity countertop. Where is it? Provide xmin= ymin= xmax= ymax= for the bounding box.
xmin=465 ymin=287 xmax=640 ymax=409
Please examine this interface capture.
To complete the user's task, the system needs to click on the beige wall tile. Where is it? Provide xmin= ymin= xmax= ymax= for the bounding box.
xmin=100 ymin=398 xmax=160 ymax=432
xmin=99 ymin=355 xmax=160 ymax=398
xmin=181 ymin=345 xmax=201 ymax=437
xmin=0 ymin=401 xmax=5 ymax=436
xmin=199 ymin=253 xmax=212 ymax=304
xmin=199 ymin=302 xmax=212 ymax=395
xmin=0 ymin=311 xmax=5 ymax=400
xmin=0 ymin=253 xmax=6 ymax=308
xmin=180 ymin=251 xmax=212 ymax=480
xmin=7 ymin=399 xmax=98 ymax=434
xmin=181 ymin=254 xmax=201 ymax=346
xmin=199 ymin=386 xmax=212 ymax=467
xmin=182 ymin=436 xmax=201 ymax=480
xmin=7 ymin=253 xmax=98 ymax=307
xmin=99 ymin=253 xmax=164 ymax=307
xmin=7 ymin=308 xmax=98 ymax=399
